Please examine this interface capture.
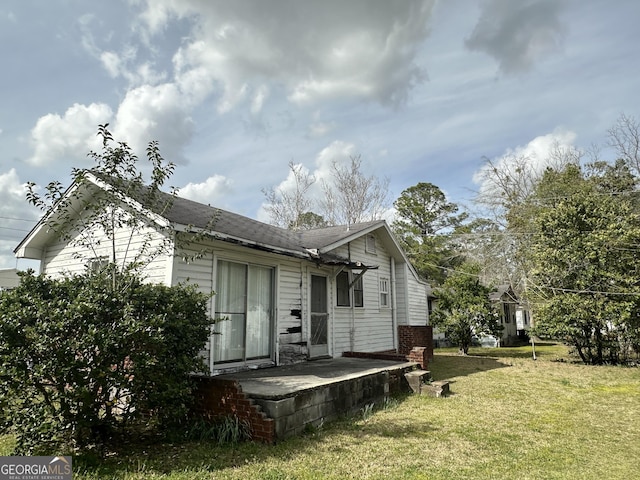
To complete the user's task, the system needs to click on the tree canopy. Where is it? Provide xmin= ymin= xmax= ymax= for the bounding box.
xmin=263 ymin=155 xmax=390 ymax=229
xmin=526 ymin=163 xmax=640 ymax=364
xmin=430 ymin=262 xmax=502 ymax=354
xmin=3 ymin=126 xmax=217 ymax=453
xmin=392 ymin=182 xmax=466 ymax=285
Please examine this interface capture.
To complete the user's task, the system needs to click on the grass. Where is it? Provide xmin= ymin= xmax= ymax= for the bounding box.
xmin=2 ymin=342 xmax=639 ymax=479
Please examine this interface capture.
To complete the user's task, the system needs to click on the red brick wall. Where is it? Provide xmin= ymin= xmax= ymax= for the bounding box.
xmin=406 ymin=347 xmax=429 ymax=370
xmin=192 ymin=377 xmax=275 ymax=443
xmin=398 ymin=325 xmax=434 ymax=360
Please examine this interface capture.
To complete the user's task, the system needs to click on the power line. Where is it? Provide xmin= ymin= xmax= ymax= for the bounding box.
xmin=0 ymin=215 xmax=37 ymax=223
xmin=0 ymin=226 xmax=31 ymax=233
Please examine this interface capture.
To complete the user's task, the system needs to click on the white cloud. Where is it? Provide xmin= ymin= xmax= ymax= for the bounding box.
xmin=100 ymin=47 xmax=166 ymax=86
xmin=313 ymin=140 xmax=358 ymax=182
xmin=257 ymin=140 xmax=361 ymax=219
xmin=251 ymin=85 xmax=269 ymax=115
xmin=100 ymin=51 xmax=122 ymax=77
xmin=0 ymin=169 xmax=40 ymax=268
xmin=179 ymin=175 xmax=233 ymax=205
xmin=0 ymin=169 xmax=28 ymax=206
xmin=112 ymin=83 xmax=194 ymax=163
xmin=472 ymin=129 xmax=579 ymax=196
xmin=138 ymin=0 xmax=435 ymax=110
xmin=308 ymin=121 xmax=336 ymax=138
xmin=28 ymin=103 xmax=113 ymax=166
xmin=465 ymin=0 xmax=567 ymax=74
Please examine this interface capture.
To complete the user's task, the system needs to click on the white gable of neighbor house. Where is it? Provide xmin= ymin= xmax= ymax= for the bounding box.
xmin=0 ymin=268 xmax=21 ymax=290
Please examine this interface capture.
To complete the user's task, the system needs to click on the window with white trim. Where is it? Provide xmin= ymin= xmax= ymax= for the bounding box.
xmin=353 ymin=275 xmax=364 ymax=307
xmin=336 ymin=271 xmax=364 ymax=307
xmin=88 ymin=256 xmax=109 ymax=273
xmin=379 ymin=277 xmax=389 ymax=307
xmin=336 ymin=271 xmax=350 ymax=306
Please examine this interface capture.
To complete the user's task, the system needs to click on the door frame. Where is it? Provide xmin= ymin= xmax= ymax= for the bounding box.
xmin=309 ymin=272 xmax=330 ymax=358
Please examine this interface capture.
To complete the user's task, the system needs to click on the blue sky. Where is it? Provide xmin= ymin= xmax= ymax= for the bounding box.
xmin=1 ymin=0 xmax=639 ymax=269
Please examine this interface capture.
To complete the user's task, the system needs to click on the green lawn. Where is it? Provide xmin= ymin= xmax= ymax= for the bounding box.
xmin=2 ymin=343 xmax=639 ymax=479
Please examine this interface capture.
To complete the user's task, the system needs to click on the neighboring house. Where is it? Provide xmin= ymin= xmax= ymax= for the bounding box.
xmin=14 ymin=172 xmax=432 ymax=375
xmin=430 ymin=284 xmax=526 ymax=348
xmin=515 ymin=304 xmax=533 ymax=341
xmin=490 ymin=285 xmax=519 ymax=346
xmin=0 ymin=268 xmax=21 ymax=291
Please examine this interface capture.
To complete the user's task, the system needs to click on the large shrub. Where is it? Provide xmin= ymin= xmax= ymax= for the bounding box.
xmin=431 ymin=262 xmax=503 ymax=354
xmin=0 ymin=270 xmax=212 ymax=454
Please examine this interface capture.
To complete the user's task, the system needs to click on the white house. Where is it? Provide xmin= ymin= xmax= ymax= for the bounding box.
xmin=0 ymin=268 xmax=21 ymax=291
xmin=15 ymin=172 xmax=432 ymax=374
xmin=490 ymin=285 xmax=520 ymax=346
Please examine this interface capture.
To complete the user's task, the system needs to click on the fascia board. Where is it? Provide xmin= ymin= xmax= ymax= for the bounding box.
xmin=173 ymin=224 xmax=309 ymax=260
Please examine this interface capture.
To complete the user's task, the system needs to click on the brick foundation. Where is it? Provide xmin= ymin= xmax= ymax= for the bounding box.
xmin=192 ymin=376 xmax=276 ymax=443
xmin=407 ymin=346 xmax=429 ymax=370
xmin=398 ymin=325 xmax=434 ymax=359
xmin=343 ymin=347 xmax=430 ymax=370
xmin=343 ymin=326 xmax=433 ymax=369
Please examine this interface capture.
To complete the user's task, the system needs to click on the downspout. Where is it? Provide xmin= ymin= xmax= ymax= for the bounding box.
xmin=348 ymin=242 xmax=355 ymax=352
xmin=404 ymin=263 xmax=410 ymax=326
xmin=330 ymin=265 xmax=345 ymax=356
xmin=274 ymin=265 xmax=280 ymax=366
xmin=330 ymin=267 xmax=335 ymax=358
xmin=390 ymin=256 xmax=398 ymax=352
xmin=209 ymin=253 xmax=216 ymax=375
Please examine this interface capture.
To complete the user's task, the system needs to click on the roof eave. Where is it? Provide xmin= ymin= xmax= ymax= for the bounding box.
xmin=174 ymin=224 xmax=310 ymax=260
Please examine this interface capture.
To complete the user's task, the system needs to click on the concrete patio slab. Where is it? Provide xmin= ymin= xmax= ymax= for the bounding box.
xmin=218 ymin=357 xmax=418 ymax=399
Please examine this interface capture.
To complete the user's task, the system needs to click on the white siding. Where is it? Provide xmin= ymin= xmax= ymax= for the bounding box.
xmin=391 ymin=260 xmax=428 ymax=327
xmin=172 ymin=238 xmax=304 ymax=368
xmin=395 ymin=264 xmax=409 ymax=325
xmin=406 ymin=272 xmax=429 ymax=326
xmin=327 ymin=232 xmax=394 ymax=354
xmin=42 ymin=207 xmax=172 ymax=285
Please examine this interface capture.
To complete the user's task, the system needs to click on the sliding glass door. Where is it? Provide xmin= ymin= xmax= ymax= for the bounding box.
xmin=214 ymin=260 xmax=274 ymax=364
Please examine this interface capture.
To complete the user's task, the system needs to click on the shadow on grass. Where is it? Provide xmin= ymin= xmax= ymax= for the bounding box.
xmin=429 ymin=353 xmax=510 ymax=381
xmin=468 ymin=342 xmax=560 ymax=360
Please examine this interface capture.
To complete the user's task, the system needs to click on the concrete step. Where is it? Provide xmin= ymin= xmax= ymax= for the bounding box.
xmin=404 ymin=369 xmax=432 ymax=394
xmin=422 ymin=380 xmax=450 ymax=398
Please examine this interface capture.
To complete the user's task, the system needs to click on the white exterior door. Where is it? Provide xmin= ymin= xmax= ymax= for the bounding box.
xmin=310 ymin=274 xmax=329 ymax=357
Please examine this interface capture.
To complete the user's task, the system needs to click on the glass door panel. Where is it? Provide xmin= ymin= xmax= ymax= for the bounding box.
xmin=310 ymin=274 xmax=329 ymax=357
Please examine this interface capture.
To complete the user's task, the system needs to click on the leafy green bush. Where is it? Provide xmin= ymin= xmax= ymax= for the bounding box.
xmin=0 ymin=270 xmax=213 ymax=454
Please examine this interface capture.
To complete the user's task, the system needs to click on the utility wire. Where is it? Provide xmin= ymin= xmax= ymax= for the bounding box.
xmin=0 ymin=216 xmax=36 ymax=222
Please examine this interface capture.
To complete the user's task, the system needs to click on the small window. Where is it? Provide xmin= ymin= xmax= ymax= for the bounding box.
xmin=365 ymin=234 xmax=376 ymax=254
xmin=88 ymin=256 xmax=109 ymax=273
xmin=379 ymin=277 xmax=389 ymax=307
xmin=336 ymin=271 xmax=350 ymax=307
xmin=353 ymin=275 xmax=364 ymax=307
xmin=503 ymin=304 xmax=510 ymax=323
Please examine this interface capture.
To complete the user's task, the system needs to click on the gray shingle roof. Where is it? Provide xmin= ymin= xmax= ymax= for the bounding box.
xmin=168 ymin=194 xmax=386 ymax=257
xmin=167 ymin=194 xmax=305 ymax=253
xmin=16 ymin=172 xmax=397 ymax=267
